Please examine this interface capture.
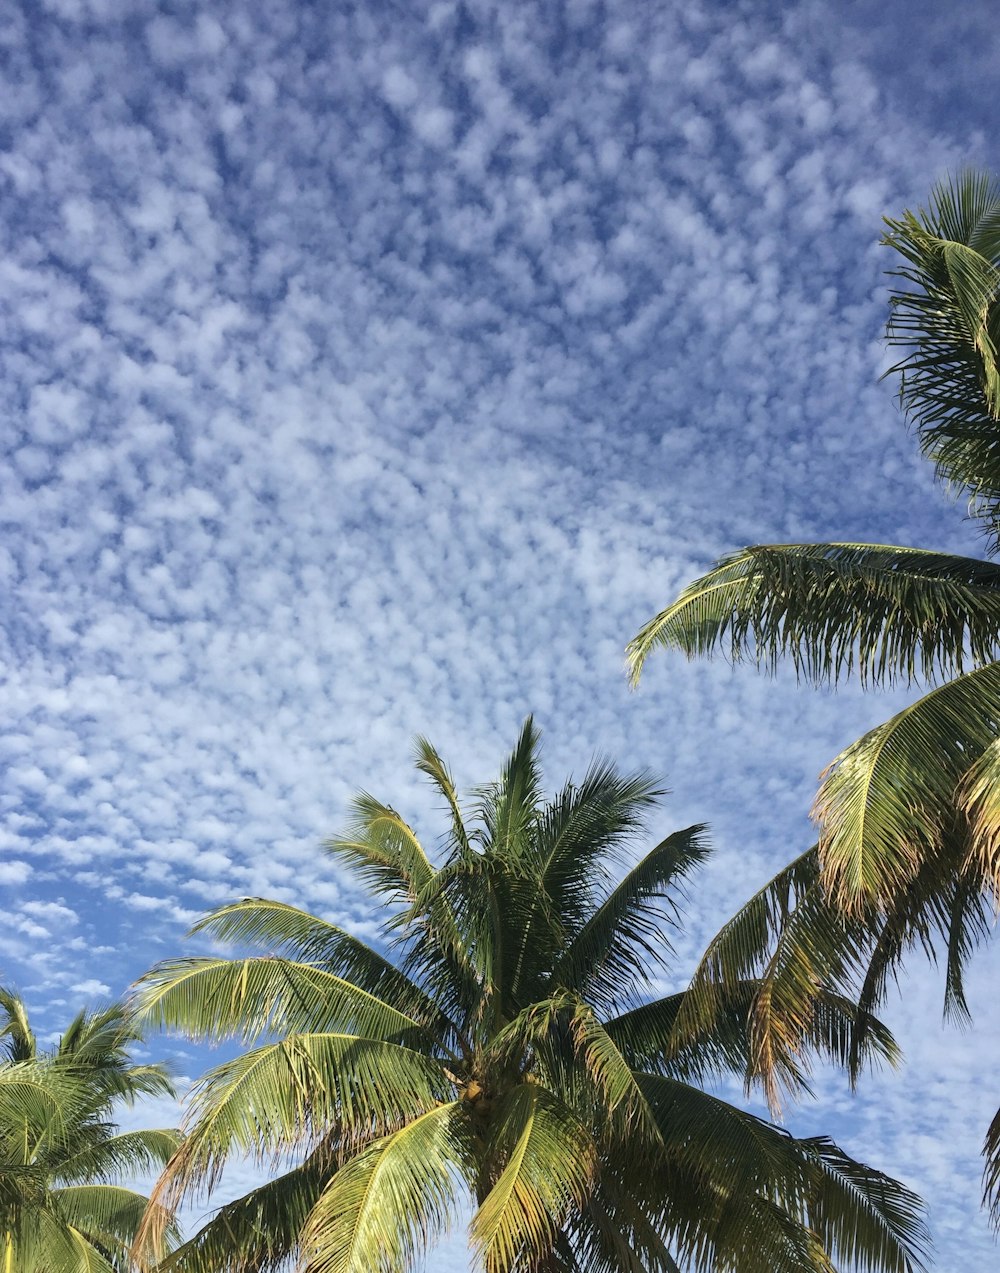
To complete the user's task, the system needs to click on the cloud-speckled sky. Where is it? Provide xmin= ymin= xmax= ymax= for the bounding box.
xmin=3 ymin=0 xmax=999 ymax=1265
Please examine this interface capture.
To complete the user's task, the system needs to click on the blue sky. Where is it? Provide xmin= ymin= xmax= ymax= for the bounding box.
xmin=3 ymin=0 xmax=1000 ymax=1265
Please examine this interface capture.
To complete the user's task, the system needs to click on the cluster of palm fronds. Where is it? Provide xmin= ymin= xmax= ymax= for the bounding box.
xmin=0 ymin=989 xmax=179 ymax=1271
xmin=630 ymin=171 xmax=1000 ymax=1224
xmin=128 ymin=721 xmax=927 ymax=1273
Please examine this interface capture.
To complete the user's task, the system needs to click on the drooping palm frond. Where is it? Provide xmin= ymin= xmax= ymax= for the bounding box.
xmin=471 ymin=1084 xmax=597 ymax=1273
xmin=814 ymin=662 xmax=1000 ymax=910
xmin=134 ymin=956 xmax=434 ymax=1049
xmin=628 ymin=542 xmax=1000 ymax=689
xmin=156 ymin=1152 xmax=328 ymax=1273
xmin=637 ymin=1075 xmax=928 ymax=1273
xmin=157 ymin=1032 xmax=451 ymax=1204
xmin=188 ymin=899 xmax=456 ymax=1040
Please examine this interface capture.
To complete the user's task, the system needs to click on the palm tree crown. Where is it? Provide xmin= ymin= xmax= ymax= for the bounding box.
xmin=628 ymin=171 xmax=1000 ymax=1220
xmin=135 ymin=720 xmax=927 ymax=1273
xmin=0 ymin=988 xmax=180 ymax=1272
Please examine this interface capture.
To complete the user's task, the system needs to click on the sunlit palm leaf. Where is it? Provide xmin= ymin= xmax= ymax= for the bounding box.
xmin=189 ymin=899 xmax=454 ymax=1038
xmin=300 ymin=1101 xmax=473 ymax=1273
xmin=628 ymin=542 xmax=1000 ymax=688
xmin=814 ymin=662 xmax=1000 ymax=910
xmin=134 ymin=957 xmax=430 ymax=1048
xmin=472 ymin=1084 xmax=597 ymax=1273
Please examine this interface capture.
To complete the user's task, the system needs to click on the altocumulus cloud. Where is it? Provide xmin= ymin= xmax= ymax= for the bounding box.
xmin=2 ymin=0 xmax=1000 ymax=1264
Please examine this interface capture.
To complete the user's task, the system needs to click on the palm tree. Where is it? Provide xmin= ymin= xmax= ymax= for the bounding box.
xmin=627 ymin=171 xmax=1000 ymax=1216
xmin=0 ymin=989 xmax=181 ymax=1271
xmin=134 ymin=720 xmax=927 ymax=1273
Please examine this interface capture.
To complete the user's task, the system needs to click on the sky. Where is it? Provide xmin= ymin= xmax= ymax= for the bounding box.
xmin=2 ymin=0 xmax=1000 ymax=1266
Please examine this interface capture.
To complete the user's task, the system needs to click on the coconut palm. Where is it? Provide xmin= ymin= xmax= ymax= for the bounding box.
xmin=0 ymin=989 xmax=181 ymax=1272
xmin=134 ymin=719 xmax=926 ymax=1273
xmin=628 ymin=171 xmax=1000 ymax=1217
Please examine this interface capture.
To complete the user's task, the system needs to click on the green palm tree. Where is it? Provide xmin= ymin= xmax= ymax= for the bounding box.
xmin=134 ymin=720 xmax=926 ymax=1273
xmin=628 ymin=171 xmax=1000 ymax=1216
xmin=0 ymin=989 xmax=181 ymax=1271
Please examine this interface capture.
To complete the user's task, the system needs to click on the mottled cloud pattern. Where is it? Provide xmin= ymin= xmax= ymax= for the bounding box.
xmin=2 ymin=0 xmax=999 ymax=1265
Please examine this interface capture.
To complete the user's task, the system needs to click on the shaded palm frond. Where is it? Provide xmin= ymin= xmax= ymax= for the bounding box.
xmin=154 ymin=1148 xmax=331 ymax=1273
xmin=883 ymin=171 xmax=1000 ymax=540
xmin=508 ymin=762 xmax=665 ymax=1005
xmin=549 ymin=825 xmax=710 ymax=1012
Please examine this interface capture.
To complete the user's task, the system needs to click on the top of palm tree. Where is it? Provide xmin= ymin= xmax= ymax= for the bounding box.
xmin=134 ymin=719 xmax=928 ymax=1273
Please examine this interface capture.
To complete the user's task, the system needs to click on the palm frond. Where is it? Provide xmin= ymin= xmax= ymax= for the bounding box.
xmin=188 ymin=899 xmax=455 ymax=1040
xmin=57 ymin=1128 xmax=181 ymax=1185
xmin=803 ymin=1136 xmax=930 ymax=1273
xmin=883 ymin=171 xmax=1000 ymax=539
xmin=814 ymin=662 xmax=1000 ymax=911
xmin=982 ymin=1104 xmax=1000 ymax=1227
xmin=154 ymin=1147 xmax=330 ymax=1273
xmin=471 ymin=1084 xmax=597 ymax=1273
xmin=52 ymin=1182 xmax=181 ymax=1252
xmin=549 ymin=826 xmax=710 ymax=1012
xmin=133 ymin=957 xmax=431 ymax=1048
xmin=151 ymin=1032 xmax=452 ymax=1219
xmin=0 ymin=990 xmax=36 ymax=1064
xmin=628 ymin=543 xmax=1000 ymax=688
xmin=508 ymin=763 xmax=664 ymax=1005
xmin=299 ymin=1101 xmax=473 ymax=1273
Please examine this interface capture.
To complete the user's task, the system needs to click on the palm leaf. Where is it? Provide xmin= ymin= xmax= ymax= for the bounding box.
xmin=299 ymin=1101 xmax=473 ymax=1273
xmin=188 ymin=899 xmax=455 ymax=1040
xmin=549 ymin=826 xmax=710 ymax=1011
xmin=814 ymin=662 xmax=1000 ymax=910
xmin=883 ymin=171 xmax=1000 ymax=538
xmin=133 ymin=957 xmax=431 ymax=1048
xmin=471 ymin=1084 xmax=597 ymax=1273
xmin=153 ymin=1032 xmax=451 ymax=1215
xmin=628 ymin=542 xmax=1000 ymax=688
xmin=154 ymin=1147 xmax=330 ymax=1273
xmin=57 ymin=1129 xmax=181 ymax=1184
xmin=508 ymin=763 xmax=664 ymax=1005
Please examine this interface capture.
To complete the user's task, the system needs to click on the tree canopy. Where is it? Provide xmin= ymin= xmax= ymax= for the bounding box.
xmin=134 ymin=720 xmax=927 ymax=1272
